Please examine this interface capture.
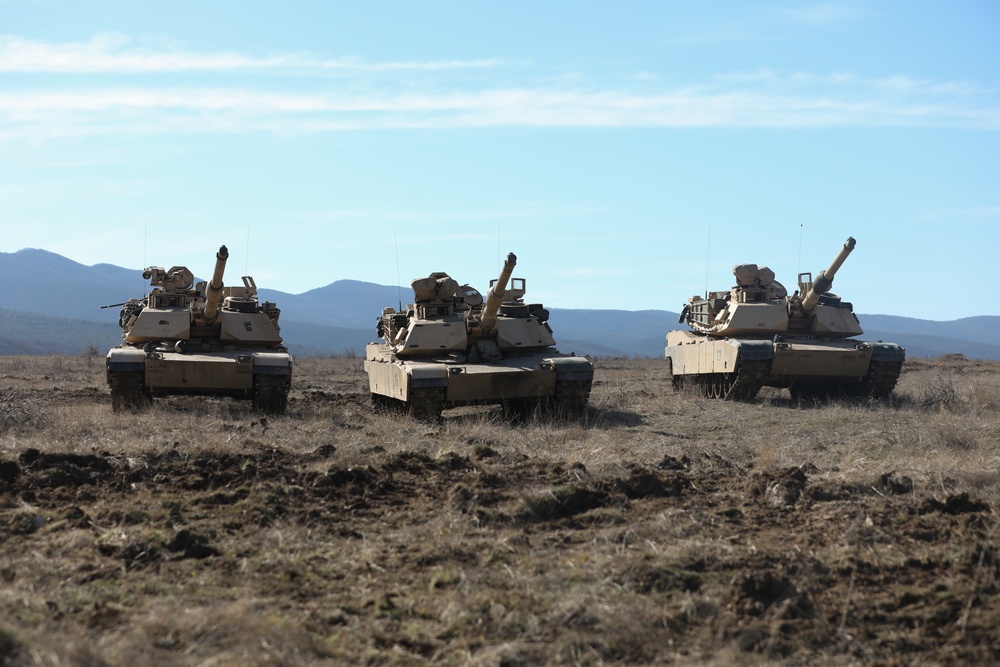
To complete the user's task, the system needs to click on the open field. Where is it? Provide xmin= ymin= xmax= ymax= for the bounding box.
xmin=1 ymin=354 xmax=998 ymax=666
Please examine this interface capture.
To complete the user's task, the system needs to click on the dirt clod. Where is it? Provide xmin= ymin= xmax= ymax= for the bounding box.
xmin=919 ymin=492 xmax=991 ymax=515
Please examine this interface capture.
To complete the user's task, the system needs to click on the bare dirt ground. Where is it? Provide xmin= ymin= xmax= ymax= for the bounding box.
xmin=1 ymin=354 xmax=998 ymax=666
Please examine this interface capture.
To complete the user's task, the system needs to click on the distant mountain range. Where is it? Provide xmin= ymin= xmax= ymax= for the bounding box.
xmin=1 ymin=248 xmax=999 ymax=360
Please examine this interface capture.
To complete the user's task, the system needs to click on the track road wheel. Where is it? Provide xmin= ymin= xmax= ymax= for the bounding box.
xmin=109 ymin=371 xmax=152 ymax=413
xmin=860 ymin=360 xmax=904 ymax=400
xmin=698 ymin=373 xmax=732 ymax=399
xmin=697 ymin=360 xmax=767 ymax=401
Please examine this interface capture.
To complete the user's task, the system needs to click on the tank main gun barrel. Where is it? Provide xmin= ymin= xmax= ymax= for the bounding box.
xmin=478 ymin=252 xmax=517 ymax=334
xmin=800 ymin=237 xmax=855 ymax=312
xmin=203 ymin=245 xmax=229 ymax=322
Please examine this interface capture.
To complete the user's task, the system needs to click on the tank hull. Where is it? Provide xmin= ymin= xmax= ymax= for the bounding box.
xmin=665 ymin=329 xmax=904 ymax=399
xmin=106 ymin=345 xmax=292 ymax=413
xmin=364 ymin=342 xmax=593 ymax=420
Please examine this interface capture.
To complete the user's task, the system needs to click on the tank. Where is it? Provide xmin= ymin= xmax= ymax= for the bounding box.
xmin=106 ymin=245 xmax=292 ymax=413
xmin=665 ymin=237 xmax=905 ymax=400
xmin=364 ymin=252 xmax=594 ymax=420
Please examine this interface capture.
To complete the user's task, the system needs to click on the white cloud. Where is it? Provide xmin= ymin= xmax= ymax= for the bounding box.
xmin=2 ymin=78 xmax=994 ymax=138
xmin=915 ymin=206 xmax=1000 ymax=222
xmin=0 ymin=33 xmax=502 ymax=73
xmin=0 ymin=34 xmax=997 ymax=139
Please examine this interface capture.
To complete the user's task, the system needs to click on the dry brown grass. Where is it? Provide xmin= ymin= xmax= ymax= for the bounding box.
xmin=1 ymin=354 xmax=999 ymax=665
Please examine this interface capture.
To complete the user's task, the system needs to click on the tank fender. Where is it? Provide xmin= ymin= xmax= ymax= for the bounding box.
xmin=868 ymin=342 xmax=906 ymax=363
xmin=541 ymin=356 xmax=594 ymax=382
xmin=735 ymin=340 xmax=775 ymax=361
xmin=106 ymin=346 xmax=147 ymax=372
xmin=408 ymin=364 xmax=449 ymax=389
xmin=251 ymin=351 xmax=293 ymax=375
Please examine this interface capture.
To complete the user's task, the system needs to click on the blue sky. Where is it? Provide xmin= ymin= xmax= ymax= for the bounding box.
xmin=1 ymin=1 xmax=998 ymax=320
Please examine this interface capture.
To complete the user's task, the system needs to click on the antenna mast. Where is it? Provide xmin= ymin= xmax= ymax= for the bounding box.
xmin=143 ymin=221 xmax=148 ymax=296
xmin=704 ymin=222 xmax=712 ymax=298
xmin=394 ymin=228 xmax=402 ymax=311
xmin=797 ymin=224 xmax=803 ymax=276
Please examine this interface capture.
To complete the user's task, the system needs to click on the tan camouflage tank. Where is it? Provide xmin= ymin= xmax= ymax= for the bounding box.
xmin=666 ymin=237 xmax=905 ymax=400
xmin=106 ymin=245 xmax=292 ymax=413
xmin=365 ymin=252 xmax=593 ymax=420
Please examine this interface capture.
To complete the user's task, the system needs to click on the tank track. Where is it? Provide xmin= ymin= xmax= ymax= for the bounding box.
xmin=252 ymin=375 xmax=289 ymax=415
xmin=108 ymin=371 xmax=152 ymax=413
xmin=859 ymin=360 xmax=904 ymax=399
xmin=690 ymin=359 xmax=769 ymax=400
xmin=552 ymin=379 xmax=592 ymax=419
xmin=407 ymin=387 xmax=444 ymax=422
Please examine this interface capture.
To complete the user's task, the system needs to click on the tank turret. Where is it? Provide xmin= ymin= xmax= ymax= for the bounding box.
xmin=106 ymin=244 xmax=292 ymax=414
xmin=666 ymin=236 xmax=905 ymax=400
xmin=365 ymin=250 xmax=593 ymax=421
xmin=681 ymin=237 xmax=863 ymax=339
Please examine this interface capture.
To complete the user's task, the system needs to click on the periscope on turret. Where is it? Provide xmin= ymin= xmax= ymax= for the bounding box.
xmin=106 ymin=244 xmax=292 ymax=414
xmin=665 ymin=237 xmax=905 ymax=400
xmin=364 ymin=251 xmax=593 ymax=421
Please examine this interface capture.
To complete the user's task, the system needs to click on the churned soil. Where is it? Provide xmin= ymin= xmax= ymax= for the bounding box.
xmin=0 ymin=355 xmax=998 ymax=665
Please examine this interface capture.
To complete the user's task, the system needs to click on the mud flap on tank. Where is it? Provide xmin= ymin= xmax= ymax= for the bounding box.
xmin=725 ymin=340 xmax=773 ymax=399
xmin=542 ymin=356 xmax=594 ymax=419
xmin=252 ymin=374 xmax=290 ymax=414
xmin=405 ymin=366 xmax=447 ymax=421
xmin=106 ymin=347 xmax=152 ymax=412
xmin=860 ymin=342 xmax=906 ymax=399
xmin=106 ymin=346 xmax=147 ymax=373
xmin=107 ymin=370 xmax=152 ymax=413
xmin=870 ymin=343 xmax=906 ymax=364
xmin=250 ymin=351 xmax=292 ymax=414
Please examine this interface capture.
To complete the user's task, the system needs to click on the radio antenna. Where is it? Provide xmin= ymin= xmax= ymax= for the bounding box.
xmin=704 ymin=222 xmax=712 ymax=298
xmin=245 ymin=225 xmax=251 ymax=276
xmin=143 ymin=220 xmax=148 ymax=296
xmin=797 ymin=223 xmax=803 ymax=276
xmin=394 ymin=228 xmax=402 ymax=311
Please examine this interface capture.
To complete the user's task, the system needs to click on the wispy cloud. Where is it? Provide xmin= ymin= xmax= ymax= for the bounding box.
xmin=1 ymin=78 xmax=996 ymax=140
xmin=0 ymin=35 xmax=998 ymax=140
xmin=915 ymin=206 xmax=1000 ymax=222
xmin=0 ymin=34 xmax=502 ymax=73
